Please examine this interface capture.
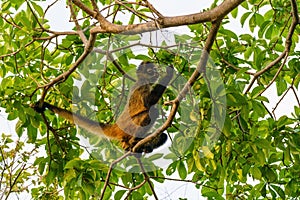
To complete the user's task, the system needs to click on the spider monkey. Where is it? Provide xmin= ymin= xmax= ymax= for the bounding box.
xmin=33 ymin=61 xmax=174 ymax=153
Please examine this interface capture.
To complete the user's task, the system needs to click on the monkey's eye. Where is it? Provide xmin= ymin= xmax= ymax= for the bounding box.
xmin=146 ymin=68 xmax=155 ymax=74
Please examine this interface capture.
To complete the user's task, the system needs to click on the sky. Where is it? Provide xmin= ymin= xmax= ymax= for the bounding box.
xmin=1 ymin=0 xmax=299 ymax=199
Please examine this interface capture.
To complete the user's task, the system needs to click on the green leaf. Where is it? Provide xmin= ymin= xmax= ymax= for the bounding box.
xmin=258 ymin=20 xmax=271 ymax=38
xmin=286 ymin=179 xmax=298 ymax=195
xmin=7 ymin=110 xmax=18 ymax=120
xmin=269 ymin=185 xmax=277 ymax=199
xmin=277 ymin=115 xmax=293 ymax=129
xmin=19 ymin=12 xmax=31 ymax=29
xmin=244 ymin=47 xmax=254 ymax=60
xmin=250 ymin=166 xmax=262 ymax=180
xmin=88 ymin=160 xmax=108 ymax=171
xmin=241 ymin=12 xmax=252 ymax=27
xmin=219 ymin=29 xmax=238 ymax=40
xmin=252 ymin=100 xmax=266 ymax=118
xmin=193 ymin=150 xmax=205 ymax=171
xmin=46 ymin=170 xmax=56 ymax=186
xmin=27 ymin=124 xmax=37 ymax=143
xmin=15 ymin=120 xmax=24 ymax=137
xmin=202 ymin=146 xmax=214 ymax=159
xmin=265 ymin=24 xmax=274 ymax=39
xmin=135 ymin=54 xmax=151 ymax=61
xmin=82 ymin=182 xmax=95 ymax=194
xmin=0 ymin=65 xmax=7 ymax=77
xmin=1 ymin=1 xmax=12 ymax=12
xmin=203 ymin=191 xmax=224 ymax=200
xmin=265 ymin=167 xmax=277 ymax=182
xmin=31 ymin=1 xmax=44 ymax=17
xmin=129 ymin=14 xmax=135 ymax=24
xmin=283 ymin=147 xmax=292 ymax=166
xmin=130 ymin=191 xmax=143 ymax=199
xmin=148 ymin=153 xmax=164 ymax=161
xmin=64 ymin=54 xmax=74 ymax=66
xmin=261 ymin=183 xmax=267 ymax=197
xmin=251 ymin=85 xmax=265 ymax=98
xmin=276 ymin=78 xmax=287 ymax=96
xmin=254 ymin=13 xmax=264 ymax=27
xmin=114 ymin=190 xmax=126 ymax=199
xmin=65 ymin=159 xmax=82 ymax=169
xmin=78 ymin=189 xmax=86 ymax=200
xmin=231 ymin=7 xmax=238 ymax=18
xmin=166 ymin=161 xmax=177 ymax=175
xmin=255 ymin=149 xmax=265 ymax=166
xmin=271 ymin=184 xmax=285 ymax=199
xmin=118 ymin=54 xmax=129 ymax=67
xmin=255 ymin=95 xmax=269 ymax=102
xmin=249 ymin=14 xmax=256 ymax=32
xmin=222 ymin=115 xmax=232 ymax=137
xmin=177 ymin=160 xmax=187 ymax=179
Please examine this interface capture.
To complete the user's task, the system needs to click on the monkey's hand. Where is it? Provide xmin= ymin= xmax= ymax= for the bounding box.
xmin=166 ymin=65 xmax=174 ymax=76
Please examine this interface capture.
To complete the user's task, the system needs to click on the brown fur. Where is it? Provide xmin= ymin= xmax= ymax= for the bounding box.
xmin=34 ymin=61 xmax=173 ymax=153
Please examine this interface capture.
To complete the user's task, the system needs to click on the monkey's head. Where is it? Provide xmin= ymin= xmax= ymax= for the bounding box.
xmin=136 ymin=61 xmax=159 ymax=83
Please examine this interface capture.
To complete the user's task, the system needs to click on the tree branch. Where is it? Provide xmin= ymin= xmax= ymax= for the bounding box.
xmin=256 ymin=53 xmax=288 ymax=97
xmin=244 ymin=0 xmax=299 ymax=94
xmin=68 ymin=0 xmax=88 ymax=44
xmin=39 ymin=32 xmax=97 ymax=101
xmin=136 ymin=157 xmax=158 ymax=200
xmin=100 ymin=151 xmax=132 ymax=200
xmin=71 ymin=0 xmax=245 ymax=34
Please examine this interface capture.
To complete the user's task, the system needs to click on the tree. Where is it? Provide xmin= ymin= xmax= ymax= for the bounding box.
xmin=0 ymin=0 xmax=299 ymax=199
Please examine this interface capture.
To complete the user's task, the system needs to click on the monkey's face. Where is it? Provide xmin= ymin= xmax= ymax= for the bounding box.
xmin=137 ymin=62 xmax=159 ymax=83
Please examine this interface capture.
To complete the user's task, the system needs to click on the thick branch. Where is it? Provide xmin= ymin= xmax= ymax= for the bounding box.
xmin=72 ymin=0 xmax=245 ymax=34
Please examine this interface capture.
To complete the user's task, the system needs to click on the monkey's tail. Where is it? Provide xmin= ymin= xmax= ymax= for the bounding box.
xmin=43 ymin=102 xmax=111 ymax=138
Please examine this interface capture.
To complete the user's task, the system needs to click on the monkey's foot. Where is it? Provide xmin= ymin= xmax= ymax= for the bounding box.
xmin=30 ymin=101 xmax=46 ymax=113
xmin=125 ymin=133 xmax=168 ymax=153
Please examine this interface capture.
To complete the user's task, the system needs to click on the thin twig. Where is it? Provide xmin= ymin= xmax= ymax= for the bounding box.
xmin=136 ymin=158 xmax=158 ymax=200
xmin=142 ymin=0 xmax=164 ymax=19
xmin=115 ymin=0 xmax=156 ymax=21
xmin=291 ymin=85 xmax=300 ymax=107
xmin=150 ymin=176 xmax=220 ymax=190
xmin=272 ymin=77 xmax=300 ymax=118
xmin=68 ymin=0 xmax=88 ymax=44
xmin=0 ymin=40 xmax=35 ymax=59
xmin=256 ymin=53 xmax=288 ymax=97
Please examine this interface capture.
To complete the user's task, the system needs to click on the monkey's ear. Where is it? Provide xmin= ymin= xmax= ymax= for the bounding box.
xmin=30 ymin=101 xmax=46 ymax=113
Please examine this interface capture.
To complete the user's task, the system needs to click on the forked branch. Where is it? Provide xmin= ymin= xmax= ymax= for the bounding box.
xmin=244 ymin=0 xmax=299 ymax=94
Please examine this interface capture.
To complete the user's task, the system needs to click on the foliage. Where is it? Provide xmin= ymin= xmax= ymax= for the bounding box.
xmin=0 ymin=0 xmax=299 ymax=199
xmin=0 ymin=134 xmax=39 ymax=199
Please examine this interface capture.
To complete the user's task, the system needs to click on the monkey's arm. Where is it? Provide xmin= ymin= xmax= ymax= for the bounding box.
xmin=148 ymin=65 xmax=174 ymax=106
